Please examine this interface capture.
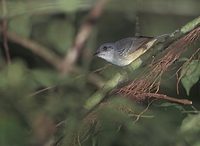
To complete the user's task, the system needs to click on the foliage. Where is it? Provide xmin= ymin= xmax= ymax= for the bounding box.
xmin=181 ymin=60 xmax=200 ymax=95
xmin=0 ymin=0 xmax=200 ymax=146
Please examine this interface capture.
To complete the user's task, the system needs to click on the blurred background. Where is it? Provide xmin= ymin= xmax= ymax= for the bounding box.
xmin=0 ymin=0 xmax=199 ymax=146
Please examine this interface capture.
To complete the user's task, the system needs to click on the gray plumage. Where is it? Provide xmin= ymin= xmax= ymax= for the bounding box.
xmin=114 ymin=37 xmax=151 ymax=57
xmin=94 ymin=35 xmax=168 ymax=66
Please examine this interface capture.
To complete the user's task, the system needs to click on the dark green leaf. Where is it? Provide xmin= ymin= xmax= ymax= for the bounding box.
xmin=179 ymin=114 xmax=200 ymax=146
xmin=181 ymin=60 xmax=200 ymax=95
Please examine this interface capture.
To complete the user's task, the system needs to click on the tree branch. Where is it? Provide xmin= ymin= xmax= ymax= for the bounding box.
xmin=1 ymin=0 xmax=11 ymax=64
xmin=136 ymin=93 xmax=192 ymax=105
xmin=0 ymin=30 xmax=62 ymax=70
xmin=84 ymin=16 xmax=200 ymax=111
xmin=60 ymin=0 xmax=108 ymax=74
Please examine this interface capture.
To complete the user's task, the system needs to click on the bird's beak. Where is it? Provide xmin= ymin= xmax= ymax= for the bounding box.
xmin=93 ymin=51 xmax=100 ymax=56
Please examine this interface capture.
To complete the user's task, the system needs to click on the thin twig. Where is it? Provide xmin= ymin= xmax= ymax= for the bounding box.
xmin=125 ymin=106 xmax=154 ymax=118
xmin=91 ymin=64 xmax=111 ymax=74
xmin=1 ymin=0 xmax=11 ymax=64
xmin=129 ymin=114 xmax=154 ymax=118
xmin=84 ymin=16 xmax=200 ymax=112
xmin=134 ymin=99 xmax=155 ymax=123
xmin=1 ymin=20 xmax=11 ymax=64
xmin=137 ymin=93 xmax=192 ymax=105
xmin=0 ymin=30 xmax=62 ymax=70
xmin=60 ymin=0 xmax=108 ymax=74
xmin=29 ymin=86 xmax=56 ymax=97
xmin=77 ymin=134 xmax=81 ymax=146
xmin=55 ymin=120 xmax=65 ymax=128
xmin=181 ymin=110 xmax=199 ymax=114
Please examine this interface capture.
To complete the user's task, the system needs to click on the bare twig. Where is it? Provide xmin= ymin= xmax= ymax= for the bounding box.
xmin=0 ymin=29 xmax=106 ymax=87
xmin=120 ymin=101 xmax=155 ymax=119
xmin=176 ymin=47 xmax=200 ymax=94
xmin=1 ymin=0 xmax=63 ymax=69
xmin=1 ymin=20 xmax=11 ymax=64
xmin=0 ymin=30 xmax=62 ymax=70
xmin=136 ymin=93 xmax=192 ymax=105
xmin=91 ymin=64 xmax=111 ymax=74
xmin=60 ymin=0 xmax=108 ymax=74
xmin=182 ymin=110 xmax=199 ymax=114
xmin=29 ymin=86 xmax=56 ymax=97
xmin=1 ymin=0 xmax=11 ymax=64
xmin=117 ymin=26 xmax=200 ymax=105
xmin=133 ymin=100 xmax=155 ymax=123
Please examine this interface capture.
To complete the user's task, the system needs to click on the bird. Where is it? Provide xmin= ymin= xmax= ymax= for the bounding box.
xmin=94 ymin=35 xmax=168 ymax=66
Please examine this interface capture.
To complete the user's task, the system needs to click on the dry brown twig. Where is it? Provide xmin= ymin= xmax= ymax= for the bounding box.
xmin=116 ymin=26 xmax=200 ymax=105
xmin=60 ymin=0 xmax=109 ymax=74
xmin=136 ymin=93 xmax=192 ymax=105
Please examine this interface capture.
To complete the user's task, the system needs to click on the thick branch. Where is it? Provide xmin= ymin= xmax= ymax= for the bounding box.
xmin=0 ymin=30 xmax=62 ymax=70
xmin=60 ymin=0 xmax=108 ymax=74
xmin=84 ymin=16 xmax=200 ymax=111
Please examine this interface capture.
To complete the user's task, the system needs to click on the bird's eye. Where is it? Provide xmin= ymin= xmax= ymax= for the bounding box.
xmin=102 ymin=46 xmax=108 ymax=51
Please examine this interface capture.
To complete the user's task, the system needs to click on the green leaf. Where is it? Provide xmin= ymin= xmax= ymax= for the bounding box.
xmin=179 ymin=114 xmax=200 ymax=146
xmin=181 ymin=60 xmax=200 ymax=95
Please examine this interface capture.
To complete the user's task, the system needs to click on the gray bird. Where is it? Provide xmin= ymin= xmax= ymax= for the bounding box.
xmin=94 ymin=35 xmax=168 ymax=66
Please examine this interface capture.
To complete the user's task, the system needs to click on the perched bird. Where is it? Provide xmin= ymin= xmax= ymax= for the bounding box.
xmin=94 ymin=35 xmax=168 ymax=66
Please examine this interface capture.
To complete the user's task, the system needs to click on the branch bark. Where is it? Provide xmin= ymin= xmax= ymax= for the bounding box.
xmin=137 ymin=93 xmax=192 ymax=105
xmin=84 ymin=16 xmax=200 ymax=111
xmin=60 ymin=0 xmax=108 ymax=74
xmin=0 ymin=30 xmax=62 ymax=70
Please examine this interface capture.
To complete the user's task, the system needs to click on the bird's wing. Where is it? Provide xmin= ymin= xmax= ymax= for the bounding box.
xmin=114 ymin=37 xmax=152 ymax=56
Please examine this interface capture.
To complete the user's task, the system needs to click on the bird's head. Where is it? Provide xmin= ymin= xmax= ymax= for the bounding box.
xmin=94 ymin=43 xmax=116 ymax=64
